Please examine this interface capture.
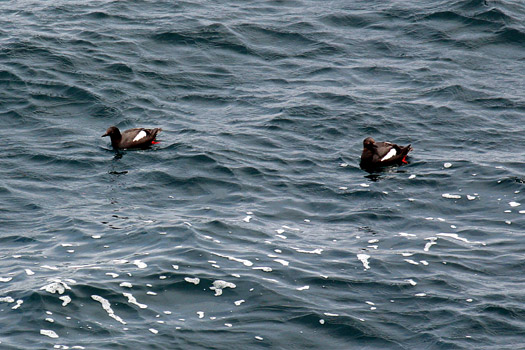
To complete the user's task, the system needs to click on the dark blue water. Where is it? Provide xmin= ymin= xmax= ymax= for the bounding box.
xmin=1 ymin=0 xmax=524 ymax=348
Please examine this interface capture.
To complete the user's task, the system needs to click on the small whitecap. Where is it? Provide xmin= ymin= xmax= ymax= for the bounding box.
xmin=398 ymin=232 xmax=416 ymax=237
xmin=123 ymin=292 xmax=147 ymax=309
xmin=467 ymin=195 xmax=476 ymax=200
xmin=0 ymin=277 xmax=12 ymax=283
xmin=319 ymin=319 xmax=325 ymax=325
xmin=197 ymin=311 xmax=204 ymax=319
xmin=40 ymin=329 xmax=59 ymax=338
xmin=59 ymin=296 xmax=71 ymax=307
xmin=147 ymin=291 xmax=157 ymax=296
xmin=225 ymin=323 xmax=233 ymax=327
xmin=255 ymin=336 xmax=263 ymax=341
xmin=339 ymin=186 xmax=348 ymax=190
xmin=408 ymin=174 xmax=416 ymax=179
xmin=243 ymin=216 xmax=252 ymax=223
xmin=415 ymin=293 xmax=427 ymax=297
xmin=357 ymin=254 xmax=370 ymax=270
xmin=210 ymin=280 xmax=236 ymax=296
xmin=340 ymin=163 xmax=349 ymax=167
xmin=293 ymin=248 xmax=323 ymax=254
xmin=444 ymin=162 xmax=452 ymax=168
xmin=45 ymin=317 xmax=54 ymax=323
xmin=274 ymin=259 xmax=289 ymax=266
xmin=404 ymin=259 xmax=419 ymax=265
xmin=424 ymin=237 xmax=437 ymax=252
xmin=120 ymin=282 xmax=133 ymax=288
xmin=365 ymin=301 xmax=375 ymax=306
xmin=184 ymin=277 xmax=200 ymax=285
xmin=466 ymin=299 xmax=473 ymax=302
xmin=12 ymin=300 xmax=23 ymax=309
xmin=359 ymin=183 xmax=370 ymax=188
xmin=368 ymin=239 xmax=379 ymax=244
xmin=234 ymin=300 xmax=245 ymax=306
xmin=252 ymin=267 xmax=272 ymax=272
xmin=106 ymin=273 xmax=119 ymax=278
xmin=420 ymin=260 xmax=429 ymax=265
xmin=0 ymin=296 xmax=14 ymax=303
xmin=323 ymin=312 xmax=339 ymax=317
xmin=133 ymin=260 xmax=147 ymax=269
xmin=25 ymin=269 xmax=35 ymax=276
xmin=164 ymin=311 xmax=172 ymax=315
xmin=442 ymin=193 xmax=461 ymax=199
xmin=172 ymin=265 xmax=179 ymax=270
xmin=149 ymin=328 xmax=158 ymax=334
xmin=509 ymin=202 xmax=521 ymax=207
xmin=296 ymin=285 xmax=309 ymax=291
xmin=91 ymin=295 xmax=126 ymax=325
xmin=405 ymin=279 xmax=417 ymax=286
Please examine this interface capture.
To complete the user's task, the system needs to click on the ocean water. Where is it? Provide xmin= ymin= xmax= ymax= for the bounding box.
xmin=1 ymin=0 xmax=524 ymax=348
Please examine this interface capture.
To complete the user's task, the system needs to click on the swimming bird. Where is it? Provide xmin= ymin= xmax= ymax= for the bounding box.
xmin=360 ymin=137 xmax=412 ymax=171
xmin=102 ymin=126 xmax=162 ymax=150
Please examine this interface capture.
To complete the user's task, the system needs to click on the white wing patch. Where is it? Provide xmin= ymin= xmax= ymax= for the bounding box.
xmin=133 ymin=130 xmax=147 ymax=142
xmin=381 ymin=148 xmax=397 ymax=161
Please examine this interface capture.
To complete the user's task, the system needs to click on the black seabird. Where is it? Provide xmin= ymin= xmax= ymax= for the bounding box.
xmin=360 ymin=137 xmax=412 ymax=171
xmin=102 ymin=126 xmax=162 ymax=150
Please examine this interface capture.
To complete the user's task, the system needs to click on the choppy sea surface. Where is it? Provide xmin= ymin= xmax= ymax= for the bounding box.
xmin=1 ymin=0 xmax=524 ymax=349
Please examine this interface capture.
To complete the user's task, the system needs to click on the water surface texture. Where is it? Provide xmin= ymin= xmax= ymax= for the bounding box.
xmin=1 ymin=0 xmax=524 ymax=349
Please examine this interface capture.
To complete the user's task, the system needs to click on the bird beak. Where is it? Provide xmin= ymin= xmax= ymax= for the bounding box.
xmin=102 ymin=133 xmax=108 ymax=137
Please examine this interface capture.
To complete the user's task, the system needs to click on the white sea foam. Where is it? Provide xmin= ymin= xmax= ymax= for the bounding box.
xmin=40 ymin=329 xmax=59 ymax=338
xmin=509 ymin=201 xmax=521 ymax=207
xmin=398 ymin=232 xmax=416 ymax=237
xmin=252 ymin=266 xmax=272 ymax=272
xmin=424 ymin=237 xmax=437 ymax=252
xmin=292 ymin=247 xmax=323 ymax=254
xmin=212 ymin=252 xmax=253 ymax=266
xmin=357 ymin=254 xmax=370 ymax=270
xmin=234 ymin=299 xmax=245 ymax=306
xmin=133 ymin=260 xmax=147 ymax=269
xmin=41 ymin=280 xmax=71 ymax=295
xmin=274 ymin=259 xmax=289 ymax=266
xmin=184 ymin=277 xmax=200 ymax=285
xmin=437 ymin=233 xmax=484 ymax=245
xmin=91 ymin=295 xmax=126 ymax=324
xmin=25 ymin=269 xmax=35 ymax=276
xmin=404 ymin=259 xmax=419 ymax=265
xmin=442 ymin=193 xmax=461 ymax=199
xmin=123 ymin=293 xmax=147 ymax=309
xmin=296 ymin=285 xmax=309 ymax=291
xmin=210 ymin=280 xmax=236 ymax=296
xmin=12 ymin=300 xmax=23 ymax=309
xmin=59 ymin=296 xmax=71 ymax=307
